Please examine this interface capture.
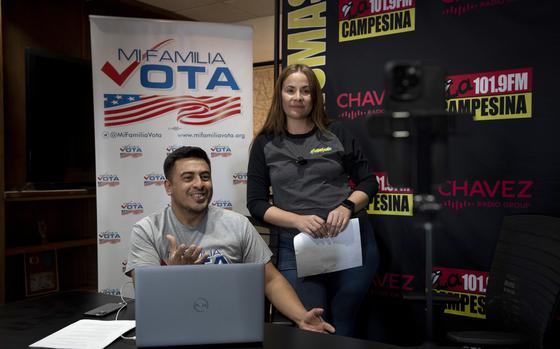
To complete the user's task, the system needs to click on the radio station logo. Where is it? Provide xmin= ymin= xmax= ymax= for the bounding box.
xmin=232 ymin=172 xmax=247 ymax=185
xmin=336 ymin=88 xmax=385 ymax=119
xmin=121 ymin=201 xmax=144 ymax=215
xmin=144 ymin=172 xmax=166 ymax=186
xmin=97 ymin=174 xmax=120 ymax=187
xmin=433 ymin=266 xmax=488 ymax=319
xmin=120 ymin=144 xmax=143 ymax=158
xmin=210 ymin=145 xmax=232 ymax=158
xmin=446 ymin=67 xmax=533 ymax=121
xmin=338 ymin=0 xmax=416 ymax=42
xmin=441 ymin=0 xmax=514 ymax=16
xmin=437 ymin=179 xmax=533 ymax=210
xmin=98 ymin=231 xmax=122 ymax=244
xmin=166 ymin=144 xmax=182 ymax=155
xmin=212 ymin=199 xmax=233 ymax=210
xmin=371 ymin=272 xmax=416 ymax=297
xmin=368 ymin=172 xmax=413 ymax=216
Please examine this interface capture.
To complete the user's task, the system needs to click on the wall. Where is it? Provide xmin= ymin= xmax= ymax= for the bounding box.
xmin=0 ymin=0 xmax=187 ymax=303
xmin=283 ymin=1 xmax=560 ymax=345
xmin=1 ymin=0 xmax=187 ymax=190
xmin=237 ymin=15 xmax=281 ymax=64
xmin=0 ymin=2 xmax=5 ymax=304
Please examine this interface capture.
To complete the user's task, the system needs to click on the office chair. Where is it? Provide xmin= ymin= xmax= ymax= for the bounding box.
xmin=447 ymin=215 xmax=560 ymax=348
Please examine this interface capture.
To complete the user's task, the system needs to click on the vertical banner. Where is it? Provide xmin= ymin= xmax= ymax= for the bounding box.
xmin=90 ymin=16 xmax=253 ymax=296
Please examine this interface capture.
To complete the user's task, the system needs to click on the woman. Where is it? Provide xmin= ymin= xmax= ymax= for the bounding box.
xmin=247 ymin=64 xmax=379 ymax=337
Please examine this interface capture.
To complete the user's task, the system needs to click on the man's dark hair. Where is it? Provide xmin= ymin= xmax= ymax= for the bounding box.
xmin=163 ymin=146 xmax=211 ymax=180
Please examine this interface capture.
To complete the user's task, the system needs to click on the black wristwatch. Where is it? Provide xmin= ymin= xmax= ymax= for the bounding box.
xmin=340 ymin=199 xmax=355 ymax=213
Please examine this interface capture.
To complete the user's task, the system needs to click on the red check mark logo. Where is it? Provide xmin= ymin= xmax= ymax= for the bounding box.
xmin=100 ymin=38 xmax=174 ymax=87
xmin=101 ymin=60 xmax=140 ymax=86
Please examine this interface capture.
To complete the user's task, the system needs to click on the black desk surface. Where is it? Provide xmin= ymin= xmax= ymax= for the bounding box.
xmin=0 ymin=291 xmax=403 ymax=349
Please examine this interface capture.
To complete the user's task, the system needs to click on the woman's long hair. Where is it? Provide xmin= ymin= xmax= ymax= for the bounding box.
xmin=258 ymin=64 xmax=330 ymax=136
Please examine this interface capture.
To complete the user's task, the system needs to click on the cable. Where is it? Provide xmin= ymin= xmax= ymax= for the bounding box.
xmin=116 ymin=281 xmax=136 ymax=340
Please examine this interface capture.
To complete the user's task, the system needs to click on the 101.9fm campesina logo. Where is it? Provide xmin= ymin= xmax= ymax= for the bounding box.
xmin=368 ymin=172 xmax=413 ymax=216
xmin=338 ymin=0 xmax=416 ymax=42
xmin=446 ymin=67 xmax=532 ymax=121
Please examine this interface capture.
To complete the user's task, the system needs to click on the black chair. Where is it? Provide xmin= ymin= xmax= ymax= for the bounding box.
xmin=447 ymin=215 xmax=560 ymax=348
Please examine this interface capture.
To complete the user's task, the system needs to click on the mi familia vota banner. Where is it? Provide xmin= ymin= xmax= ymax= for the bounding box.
xmin=90 ymin=16 xmax=253 ymax=296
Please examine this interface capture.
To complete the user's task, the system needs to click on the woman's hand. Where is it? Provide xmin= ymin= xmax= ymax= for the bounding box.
xmin=294 ymin=215 xmax=328 ymax=238
xmin=326 ymin=205 xmax=352 ymax=237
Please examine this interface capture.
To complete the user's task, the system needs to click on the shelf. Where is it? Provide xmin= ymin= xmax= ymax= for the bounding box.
xmin=4 ymin=189 xmax=95 ymax=202
xmin=5 ymin=238 xmax=97 ymax=256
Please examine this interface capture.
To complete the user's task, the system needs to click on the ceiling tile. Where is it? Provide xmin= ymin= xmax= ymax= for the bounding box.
xmin=175 ymin=3 xmax=254 ymax=23
xmin=224 ymin=0 xmax=276 ymax=17
xmin=136 ymin=0 xmax=221 ymax=12
xmin=138 ymin=0 xmax=278 ymax=22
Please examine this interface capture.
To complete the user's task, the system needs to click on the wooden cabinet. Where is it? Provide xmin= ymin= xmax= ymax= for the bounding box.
xmin=0 ymin=0 xmax=187 ymax=304
xmin=3 ymin=190 xmax=97 ymax=302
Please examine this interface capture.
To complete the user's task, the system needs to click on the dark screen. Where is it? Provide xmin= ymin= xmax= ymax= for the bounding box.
xmin=25 ymin=48 xmax=95 ymax=189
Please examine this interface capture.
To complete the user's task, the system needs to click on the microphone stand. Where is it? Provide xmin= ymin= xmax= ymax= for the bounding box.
xmin=368 ymin=111 xmax=461 ymax=348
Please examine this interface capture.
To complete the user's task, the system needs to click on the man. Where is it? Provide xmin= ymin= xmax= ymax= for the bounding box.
xmin=125 ymin=146 xmax=335 ymax=334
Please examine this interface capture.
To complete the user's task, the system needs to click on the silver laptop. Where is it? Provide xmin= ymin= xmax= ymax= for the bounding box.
xmin=134 ymin=263 xmax=265 ymax=347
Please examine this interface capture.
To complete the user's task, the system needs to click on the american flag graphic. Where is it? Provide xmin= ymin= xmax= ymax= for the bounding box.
xmin=103 ymin=94 xmax=241 ymax=127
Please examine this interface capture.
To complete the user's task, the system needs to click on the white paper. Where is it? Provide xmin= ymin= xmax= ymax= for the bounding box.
xmin=293 ymin=218 xmax=362 ymax=277
xmin=29 ymin=319 xmax=136 ymax=349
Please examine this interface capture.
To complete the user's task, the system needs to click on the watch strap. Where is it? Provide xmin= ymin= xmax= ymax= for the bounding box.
xmin=340 ymin=199 xmax=355 ymax=213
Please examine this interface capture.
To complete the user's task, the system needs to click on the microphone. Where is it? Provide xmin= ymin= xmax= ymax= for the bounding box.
xmin=295 ymin=157 xmax=307 ymax=166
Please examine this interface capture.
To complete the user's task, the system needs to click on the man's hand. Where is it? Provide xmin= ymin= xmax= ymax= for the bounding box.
xmin=165 ymin=234 xmax=207 ymax=265
xmin=296 ymin=308 xmax=335 ymax=334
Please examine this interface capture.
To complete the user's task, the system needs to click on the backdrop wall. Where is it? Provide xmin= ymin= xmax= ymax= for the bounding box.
xmin=283 ymin=1 xmax=560 ymax=345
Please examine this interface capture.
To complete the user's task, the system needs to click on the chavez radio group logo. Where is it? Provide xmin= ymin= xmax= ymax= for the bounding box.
xmin=370 ymin=272 xmax=416 ymax=297
xmin=446 ymin=67 xmax=533 ymax=121
xmin=338 ymin=0 xmax=416 ymax=42
xmin=336 ymin=87 xmax=385 ymax=119
xmin=368 ymin=172 xmax=414 ymax=216
xmin=441 ymin=0 xmax=514 ymax=16
xmin=437 ymin=178 xmax=533 ymax=210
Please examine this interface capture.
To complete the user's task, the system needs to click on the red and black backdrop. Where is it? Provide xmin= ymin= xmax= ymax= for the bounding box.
xmin=283 ymin=0 xmax=560 ymax=345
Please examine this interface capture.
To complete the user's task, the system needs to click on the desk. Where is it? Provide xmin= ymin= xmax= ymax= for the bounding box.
xmin=0 ymin=291 xmax=402 ymax=349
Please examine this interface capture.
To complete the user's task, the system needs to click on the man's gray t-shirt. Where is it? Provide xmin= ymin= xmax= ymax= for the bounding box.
xmin=125 ymin=205 xmax=273 ymax=275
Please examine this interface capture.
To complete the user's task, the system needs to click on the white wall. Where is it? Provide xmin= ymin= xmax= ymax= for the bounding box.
xmin=237 ymin=15 xmax=282 ymax=64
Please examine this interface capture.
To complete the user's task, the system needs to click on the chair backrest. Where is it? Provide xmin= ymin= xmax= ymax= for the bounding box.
xmin=486 ymin=215 xmax=560 ymax=349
